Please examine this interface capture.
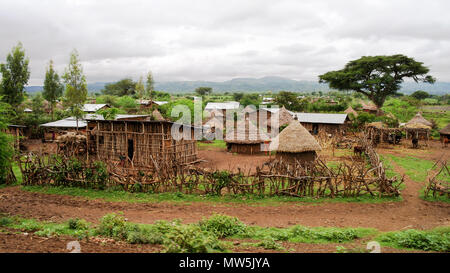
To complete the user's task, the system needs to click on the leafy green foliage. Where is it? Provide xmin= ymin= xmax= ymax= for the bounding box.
xmin=96 ymin=212 xmax=128 ymax=239
xmin=411 ymin=90 xmax=430 ymax=100
xmin=97 ymin=107 xmax=120 ymax=120
xmin=102 ymin=78 xmax=136 ymax=96
xmin=116 ymin=96 xmax=138 ymax=112
xmin=0 ymin=100 xmax=13 ymax=184
xmin=67 ymin=218 xmax=90 ymax=230
xmin=257 ymin=237 xmax=284 ymax=250
xmin=43 ymin=60 xmax=63 ymax=119
xmin=0 ymin=42 xmax=30 ymax=107
xmin=195 ymin=87 xmax=213 ymax=96
xmin=163 ymin=224 xmax=225 ymax=253
xmin=211 ymin=171 xmax=232 ymax=196
xmin=378 ymin=228 xmax=450 ymax=252
xmin=319 ymin=55 xmax=435 ymax=110
xmin=198 ymin=214 xmax=247 ymax=238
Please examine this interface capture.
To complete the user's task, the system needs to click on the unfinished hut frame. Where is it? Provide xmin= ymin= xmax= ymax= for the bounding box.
xmin=86 ymin=120 xmax=198 ymax=170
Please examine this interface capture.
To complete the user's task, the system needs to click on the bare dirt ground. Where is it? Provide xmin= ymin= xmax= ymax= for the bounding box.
xmin=1 ymin=140 xmax=448 ymax=253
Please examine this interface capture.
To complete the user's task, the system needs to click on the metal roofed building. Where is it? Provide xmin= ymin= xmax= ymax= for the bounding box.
xmin=82 ymin=104 xmax=110 ymax=113
xmin=292 ymin=113 xmax=350 ymax=135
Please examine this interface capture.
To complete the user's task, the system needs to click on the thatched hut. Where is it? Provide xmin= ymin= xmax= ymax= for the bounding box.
xmin=344 ymin=106 xmax=358 ymax=119
xmin=404 ymin=113 xmax=432 ymax=141
xmin=274 ymin=120 xmax=322 ymax=164
xmin=439 ymin=124 xmax=450 ymax=141
xmin=406 ymin=112 xmax=433 ymax=128
xmin=152 ymin=109 xmax=165 ymax=121
xmin=225 ymin=121 xmax=269 ymax=154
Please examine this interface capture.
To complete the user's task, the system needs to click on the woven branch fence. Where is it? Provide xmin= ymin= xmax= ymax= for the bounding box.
xmin=18 ymin=144 xmax=402 ymax=198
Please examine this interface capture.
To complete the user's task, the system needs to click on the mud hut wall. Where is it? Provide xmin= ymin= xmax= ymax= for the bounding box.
xmin=229 ymin=143 xmax=262 ymax=154
xmin=275 ymin=151 xmax=317 ymax=164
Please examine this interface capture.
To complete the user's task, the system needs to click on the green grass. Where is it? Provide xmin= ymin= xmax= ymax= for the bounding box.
xmin=2 ymin=213 xmax=448 ymax=252
xmin=420 ymin=188 xmax=450 ymax=203
xmin=197 ymin=140 xmax=227 ymax=150
xmin=21 ymin=185 xmax=401 ymax=206
xmin=376 ymin=227 xmax=450 ymax=252
xmin=386 ymin=155 xmax=436 ymax=183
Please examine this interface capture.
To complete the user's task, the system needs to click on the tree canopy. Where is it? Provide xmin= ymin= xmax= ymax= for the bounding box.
xmin=0 ymin=42 xmax=30 ymax=108
xmin=102 ymin=78 xmax=136 ymax=96
xmin=195 ymin=87 xmax=212 ymax=96
xmin=43 ymin=60 xmax=63 ymax=119
xmin=411 ymin=90 xmax=430 ymax=100
xmin=319 ymin=55 xmax=435 ymax=113
xmin=62 ymin=50 xmax=87 ymax=129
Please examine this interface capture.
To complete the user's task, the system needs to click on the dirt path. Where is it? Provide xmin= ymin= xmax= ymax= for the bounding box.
xmin=0 ymin=184 xmax=448 ymax=232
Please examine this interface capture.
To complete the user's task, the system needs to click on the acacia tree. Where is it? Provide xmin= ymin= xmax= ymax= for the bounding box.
xmin=0 ymin=42 xmax=30 ymax=108
xmin=62 ymin=50 xmax=87 ymax=130
xmin=43 ymin=60 xmax=63 ymax=119
xmin=195 ymin=87 xmax=212 ymax=96
xmin=319 ymin=55 xmax=435 ymax=114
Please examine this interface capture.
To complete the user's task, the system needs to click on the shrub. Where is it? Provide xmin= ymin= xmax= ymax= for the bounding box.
xmin=163 ymin=224 xmax=225 ymax=253
xmin=0 ymin=217 xmax=12 ymax=227
xmin=198 ymin=214 xmax=247 ymax=238
xmin=290 ymin=226 xmax=359 ymax=242
xmin=378 ymin=229 xmax=450 ymax=252
xmin=257 ymin=238 xmax=283 ymax=250
xmin=67 ymin=218 xmax=90 ymax=230
xmin=95 ymin=212 xmax=128 ymax=239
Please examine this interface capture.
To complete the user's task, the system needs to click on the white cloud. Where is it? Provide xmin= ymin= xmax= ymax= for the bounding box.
xmin=0 ymin=0 xmax=449 ymax=85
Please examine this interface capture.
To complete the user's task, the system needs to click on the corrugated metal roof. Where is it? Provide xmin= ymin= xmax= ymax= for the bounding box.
xmin=40 ymin=117 xmax=87 ymax=128
xmin=205 ymin=101 xmax=240 ymax=110
xmin=137 ymin=100 xmax=168 ymax=106
xmin=84 ymin=114 xmax=150 ymax=120
xmin=293 ymin=113 xmax=348 ymax=125
xmin=82 ymin=104 xmax=109 ymax=112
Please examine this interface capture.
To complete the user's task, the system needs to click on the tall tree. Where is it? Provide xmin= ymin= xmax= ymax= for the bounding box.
xmin=319 ymin=55 xmax=435 ymax=114
xmin=0 ymin=42 xmax=30 ymax=108
xmin=0 ymin=99 xmax=13 ymax=184
xmin=43 ymin=60 xmax=63 ymax=119
xmin=62 ymin=50 xmax=87 ymax=130
xmin=146 ymin=71 xmax=154 ymax=100
xmin=135 ymin=76 xmax=145 ymax=100
xmin=195 ymin=87 xmax=212 ymax=96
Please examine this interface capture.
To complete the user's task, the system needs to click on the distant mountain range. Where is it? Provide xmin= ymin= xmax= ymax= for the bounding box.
xmin=25 ymin=76 xmax=450 ymax=95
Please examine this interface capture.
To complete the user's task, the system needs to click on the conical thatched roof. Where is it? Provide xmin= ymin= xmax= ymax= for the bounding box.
xmin=225 ymin=120 xmax=269 ymax=144
xmin=276 ymin=121 xmax=321 ymax=153
xmin=344 ymin=106 xmax=358 ymax=118
xmin=405 ymin=123 xmax=431 ymax=130
xmin=152 ymin=109 xmax=165 ymax=121
xmin=406 ymin=112 xmax=432 ymax=127
xmin=439 ymin=124 xmax=450 ymax=135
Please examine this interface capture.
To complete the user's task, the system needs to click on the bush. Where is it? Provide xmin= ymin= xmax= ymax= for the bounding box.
xmin=198 ymin=214 xmax=247 ymax=238
xmin=0 ymin=217 xmax=12 ymax=227
xmin=67 ymin=218 xmax=90 ymax=230
xmin=378 ymin=229 xmax=450 ymax=252
xmin=95 ymin=212 xmax=128 ymax=239
xmin=163 ymin=224 xmax=225 ymax=253
xmin=257 ymin=238 xmax=283 ymax=250
xmin=290 ymin=226 xmax=359 ymax=242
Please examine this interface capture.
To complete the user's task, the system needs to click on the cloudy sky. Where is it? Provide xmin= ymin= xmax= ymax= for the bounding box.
xmin=1 ymin=0 xmax=449 ymax=85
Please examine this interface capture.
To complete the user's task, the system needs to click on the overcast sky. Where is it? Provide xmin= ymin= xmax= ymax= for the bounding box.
xmin=1 ymin=0 xmax=450 ymax=85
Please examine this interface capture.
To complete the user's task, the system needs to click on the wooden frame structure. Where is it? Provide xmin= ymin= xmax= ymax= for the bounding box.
xmin=86 ymin=120 xmax=198 ymax=170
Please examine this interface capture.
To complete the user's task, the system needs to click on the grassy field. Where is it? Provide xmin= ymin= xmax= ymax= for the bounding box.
xmin=197 ymin=140 xmax=227 ymax=150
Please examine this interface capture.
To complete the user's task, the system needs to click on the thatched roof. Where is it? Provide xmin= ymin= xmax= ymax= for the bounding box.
xmin=275 ymin=121 xmax=321 ymax=153
xmin=439 ymin=124 xmax=450 ymax=135
xmin=406 ymin=112 xmax=432 ymax=127
xmin=152 ymin=109 xmax=165 ymax=121
xmin=404 ymin=123 xmax=431 ymax=130
xmin=366 ymin=122 xmax=385 ymax=129
xmin=225 ymin=120 xmax=269 ymax=144
xmin=344 ymin=106 xmax=358 ymax=118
